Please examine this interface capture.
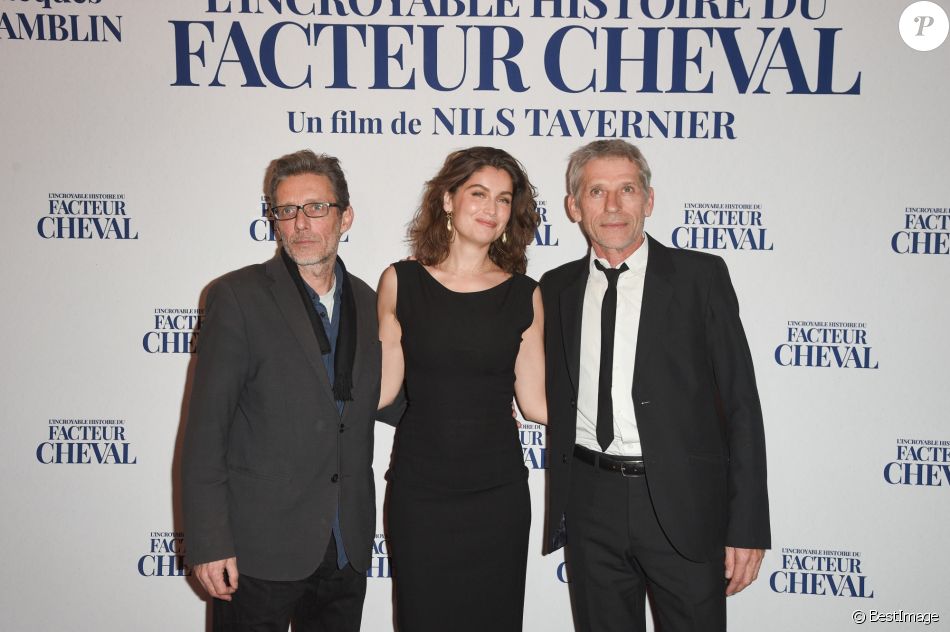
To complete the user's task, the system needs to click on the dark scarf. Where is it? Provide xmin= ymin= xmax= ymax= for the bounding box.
xmin=280 ymin=248 xmax=357 ymax=402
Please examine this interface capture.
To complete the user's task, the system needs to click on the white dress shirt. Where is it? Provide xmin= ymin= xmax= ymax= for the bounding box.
xmin=575 ymin=238 xmax=649 ymax=457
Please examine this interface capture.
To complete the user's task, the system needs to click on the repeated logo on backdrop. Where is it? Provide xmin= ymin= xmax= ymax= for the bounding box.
xmin=367 ymin=533 xmax=391 ymax=579
xmin=770 ymin=547 xmax=875 ymax=598
xmin=520 ymin=422 xmax=546 ymax=470
xmin=37 ymin=418 xmax=137 ymax=465
xmin=143 ymin=308 xmax=203 ymax=354
xmin=39 ymin=193 xmax=137 ymax=240
xmin=139 ymin=532 xmax=190 ymax=577
xmin=1 ymin=1 xmax=122 ymax=43
xmin=249 ymin=196 xmax=276 ymax=242
xmin=672 ymin=202 xmax=772 ymax=251
xmin=884 ymin=438 xmax=950 ymax=487
xmin=891 ymin=207 xmax=950 ymax=255
xmin=775 ymin=320 xmax=879 ymax=369
xmin=534 ymin=200 xmax=559 ymax=247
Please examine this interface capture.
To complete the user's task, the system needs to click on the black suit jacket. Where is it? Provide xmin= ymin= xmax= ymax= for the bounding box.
xmin=182 ymin=254 xmax=382 ymax=580
xmin=541 ymin=235 xmax=770 ymax=562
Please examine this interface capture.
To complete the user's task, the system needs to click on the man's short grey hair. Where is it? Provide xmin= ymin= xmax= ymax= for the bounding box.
xmin=263 ymin=149 xmax=350 ymax=209
xmin=566 ymin=140 xmax=652 ymax=200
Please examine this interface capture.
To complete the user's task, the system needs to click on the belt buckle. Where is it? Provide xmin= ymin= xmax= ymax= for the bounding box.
xmin=619 ymin=461 xmax=643 ymax=478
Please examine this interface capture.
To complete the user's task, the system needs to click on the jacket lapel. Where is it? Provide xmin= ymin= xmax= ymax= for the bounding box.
xmin=633 ymin=235 xmax=674 ymax=389
xmin=559 ymin=256 xmax=589 ymax=394
xmin=264 ymin=255 xmax=335 ymax=402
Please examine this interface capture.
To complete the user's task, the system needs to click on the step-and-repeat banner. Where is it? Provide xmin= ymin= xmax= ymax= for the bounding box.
xmin=2 ymin=1 xmax=948 ymax=630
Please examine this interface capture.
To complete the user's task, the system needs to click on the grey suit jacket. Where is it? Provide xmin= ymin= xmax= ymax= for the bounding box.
xmin=182 ymin=254 xmax=382 ymax=581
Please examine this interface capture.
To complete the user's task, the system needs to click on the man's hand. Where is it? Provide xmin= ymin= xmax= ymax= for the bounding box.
xmin=194 ymin=557 xmax=239 ymax=601
xmin=724 ymin=547 xmax=764 ymax=596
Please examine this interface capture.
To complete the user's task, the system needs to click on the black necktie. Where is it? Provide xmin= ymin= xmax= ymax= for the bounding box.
xmin=594 ymin=260 xmax=628 ymax=452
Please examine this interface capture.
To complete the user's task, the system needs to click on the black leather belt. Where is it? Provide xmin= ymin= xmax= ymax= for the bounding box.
xmin=574 ymin=445 xmax=646 ymax=477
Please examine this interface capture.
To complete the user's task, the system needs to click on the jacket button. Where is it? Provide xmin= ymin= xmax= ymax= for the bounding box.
xmin=331 ymin=474 xmax=339 ymax=483
xmin=562 ymin=453 xmax=568 ymax=464
xmin=339 ymin=423 xmax=345 ymax=433
xmin=570 ymin=399 xmax=576 ymax=406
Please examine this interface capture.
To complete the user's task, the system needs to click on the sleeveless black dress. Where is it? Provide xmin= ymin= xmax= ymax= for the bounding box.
xmin=386 ymin=260 xmax=536 ymax=632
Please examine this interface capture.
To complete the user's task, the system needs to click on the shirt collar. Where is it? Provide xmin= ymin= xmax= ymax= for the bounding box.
xmin=588 ymin=234 xmax=650 ymax=277
xmin=303 ymin=260 xmax=342 ymax=305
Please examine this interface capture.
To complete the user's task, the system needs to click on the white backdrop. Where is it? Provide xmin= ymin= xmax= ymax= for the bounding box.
xmin=2 ymin=1 xmax=949 ymax=630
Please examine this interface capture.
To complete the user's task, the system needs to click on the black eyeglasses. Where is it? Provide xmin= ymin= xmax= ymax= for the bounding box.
xmin=270 ymin=202 xmax=341 ymax=221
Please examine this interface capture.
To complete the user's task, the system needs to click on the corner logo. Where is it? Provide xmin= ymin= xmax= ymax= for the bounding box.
xmin=899 ymin=2 xmax=949 ymax=51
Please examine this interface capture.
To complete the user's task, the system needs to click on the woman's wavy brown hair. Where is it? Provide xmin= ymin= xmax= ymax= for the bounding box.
xmin=408 ymin=146 xmax=540 ymax=275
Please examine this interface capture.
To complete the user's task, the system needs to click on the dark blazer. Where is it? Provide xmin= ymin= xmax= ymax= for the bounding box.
xmin=182 ymin=254 xmax=382 ymax=581
xmin=541 ymin=235 xmax=770 ymax=562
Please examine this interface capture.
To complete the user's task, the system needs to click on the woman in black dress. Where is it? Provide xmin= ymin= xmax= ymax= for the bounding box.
xmin=377 ymin=147 xmax=547 ymax=631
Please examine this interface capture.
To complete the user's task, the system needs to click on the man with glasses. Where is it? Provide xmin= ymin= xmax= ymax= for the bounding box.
xmin=182 ymin=150 xmax=391 ymax=631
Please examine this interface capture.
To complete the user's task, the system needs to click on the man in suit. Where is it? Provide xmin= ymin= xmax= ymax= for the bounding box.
xmin=182 ymin=150 xmax=385 ymax=631
xmin=541 ymin=140 xmax=770 ymax=632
